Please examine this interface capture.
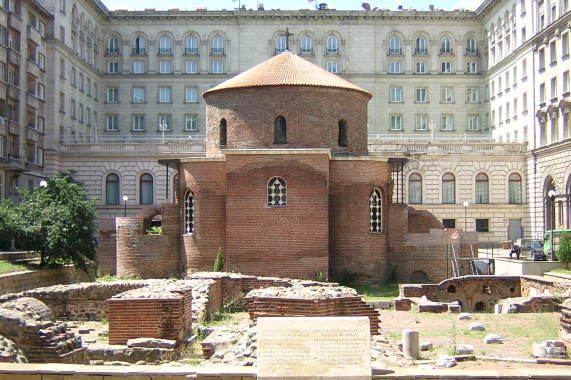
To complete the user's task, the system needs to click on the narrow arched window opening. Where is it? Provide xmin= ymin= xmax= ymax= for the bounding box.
xmin=475 ymin=173 xmax=489 ymax=204
xmin=275 ymin=116 xmax=287 ymax=144
xmin=184 ymin=190 xmax=194 ymax=234
xmin=268 ymin=177 xmax=286 ymax=206
xmin=408 ymin=173 xmax=422 ymax=204
xmin=139 ymin=173 xmax=153 ymax=205
xmin=508 ymin=173 xmax=522 ymax=204
xmin=219 ymin=118 xmax=227 ymax=147
xmin=106 ymin=173 xmax=119 ymax=205
xmin=338 ymin=120 xmax=348 ymax=147
xmin=369 ymin=188 xmax=383 ymax=232
xmin=442 ymin=173 xmax=455 ymax=204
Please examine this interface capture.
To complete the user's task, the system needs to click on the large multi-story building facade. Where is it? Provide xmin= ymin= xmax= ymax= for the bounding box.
xmin=0 ymin=0 xmax=569 ymax=244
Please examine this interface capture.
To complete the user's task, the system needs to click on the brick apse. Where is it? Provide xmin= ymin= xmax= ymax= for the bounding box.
xmin=99 ymin=52 xmax=477 ymax=284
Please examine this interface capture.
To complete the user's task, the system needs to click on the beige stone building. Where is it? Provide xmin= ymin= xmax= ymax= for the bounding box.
xmin=0 ymin=0 xmax=569 ymax=245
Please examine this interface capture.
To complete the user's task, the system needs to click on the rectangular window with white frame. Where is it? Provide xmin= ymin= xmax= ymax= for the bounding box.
xmin=415 ymin=115 xmax=428 ymax=130
xmin=441 ymin=88 xmax=453 ymax=102
xmin=185 ymin=87 xmax=198 ymax=103
xmin=106 ymin=115 xmax=118 ymax=131
xmin=185 ymin=115 xmax=198 ymax=131
xmin=522 ymin=92 xmax=528 ymax=112
xmin=468 ymin=115 xmax=480 ymax=131
xmin=327 ymin=61 xmax=338 ymax=73
xmin=550 ymin=77 xmax=557 ymax=99
xmin=390 ymin=87 xmax=402 ymax=103
xmin=133 ymin=87 xmax=145 ymax=103
xmin=389 ymin=61 xmax=401 ymax=73
xmin=132 ymin=115 xmax=144 ymax=131
xmin=133 ymin=61 xmax=145 ymax=74
xmin=212 ymin=61 xmax=224 ymax=73
xmin=563 ymin=71 xmax=570 ymax=94
xmin=562 ymin=32 xmax=569 ymax=57
xmin=415 ymin=61 xmax=426 ymax=73
xmin=467 ymin=88 xmax=479 ymax=103
xmin=36 ymin=147 xmax=44 ymax=166
xmin=185 ymin=61 xmax=197 ymax=74
xmin=159 ymin=87 xmax=171 ymax=103
xmin=390 ymin=115 xmax=403 ymax=131
xmin=466 ymin=62 xmax=477 ymax=73
xmin=158 ymin=115 xmax=172 ymax=131
xmin=107 ymin=61 xmax=118 ymax=74
xmin=37 ymin=83 xmax=45 ymax=100
xmin=37 ymin=116 xmax=44 ymax=133
xmin=38 ymin=53 xmax=45 ymax=70
xmin=71 ymin=99 xmax=76 ymax=118
xmin=159 ymin=60 xmax=171 ymax=74
xmin=441 ymin=114 xmax=454 ymax=130
xmin=415 ymin=87 xmax=427 ymax=102
xmin=107 ymin=88 xmax=118 ymax=103
xmin=441 ymin=61 xmax=452 ymax=73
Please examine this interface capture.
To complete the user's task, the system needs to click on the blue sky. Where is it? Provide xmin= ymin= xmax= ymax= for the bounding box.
xmin=103 ymin=0 xmax=484 ymax=12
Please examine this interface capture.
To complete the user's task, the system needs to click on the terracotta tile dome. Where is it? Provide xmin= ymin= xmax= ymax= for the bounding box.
xmin=203 ymin=51 xmax=372 ymax=98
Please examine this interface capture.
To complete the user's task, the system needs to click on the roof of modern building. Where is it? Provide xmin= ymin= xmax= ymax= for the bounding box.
xmin=202 ymin=51 xmax=373 ymax=99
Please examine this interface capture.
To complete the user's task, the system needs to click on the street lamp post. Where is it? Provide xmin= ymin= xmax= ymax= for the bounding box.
xmin=463 ymin=201 xmax=469 ymax=231
xmin=159 ymin=120 xmax=167 ymax=143
xmin=39 ymin=180 xmax=47 ymax=188
xmin=122 ymin=195 xmax=129 ymax=217
xmin=548 ymin=189 xmax=556 ymax=260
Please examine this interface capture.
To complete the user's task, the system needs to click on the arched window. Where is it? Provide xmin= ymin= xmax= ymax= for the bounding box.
xmin=442 ymin=173 xmax=455 ymax=204
xmin=276 ymin=36 xmax=286 ymax=54
xmin=466 ymin=37 xmax=477 ymax=54
xmin=508 ymin=173 xmax=522 ymax=204
xmin=369 ymin=188 xmax=383 ymax=232
xmin=475 ymin=173 xmax=489 ymax=204
xmin=338 ymin=119 xmax=348 ymax=147
xmin=268 ymin=177 xmax=286 ymax=206
xmin=139 ymin=173 xmax=153 ymax=204
xmin=107 ymin=37 xmax=119 ymax=54
xmin=219 ymin=118 xmax=227 ymax=146
xmin=389 ymin=37 xmax=401 ymax=55
xmin=186 ymin=36 xmax=197 ymax=54
xmin=326 ymin=36 xmax=338 ymax=55
xmin=408 ymin=173 xmax=422 ymax=204
xmin=134 ymin=36 xmax=146 ymax=55
xmin=275 ymin=116 xmax=287 ymax=144
xmin=184 ymin=190 xmax=194 ymax=233
xmin=301 ymin=36 xmax=312 ymax=55
xmin=441 ymin=37 xmax=452 ymax=54
xmin=415 ymin=37 xmax=426 ymax=54
xmin=159 ymin=36 xmax=171 ymax=54
xmin=106 ymin=173 xmax=120 ymax=205
xmin=212 ymin=37 xmax=223 ymax=55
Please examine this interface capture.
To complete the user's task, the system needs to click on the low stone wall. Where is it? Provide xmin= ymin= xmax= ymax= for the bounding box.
xmin=0 ymin=281 xmax=147 ymax=321
xmin=561 ymin=299 xmax=571 ymax=351
xmin=2 ymin=364 xmax=571 ymax=379
xmin=521 ymin=275 xmax=571 ymax=298
xmin=0 ymin=266 xmax=95 ymax=296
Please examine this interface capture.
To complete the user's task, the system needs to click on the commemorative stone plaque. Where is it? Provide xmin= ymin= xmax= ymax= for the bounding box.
xmin=257 ymin=316 xmax=371 ymax=379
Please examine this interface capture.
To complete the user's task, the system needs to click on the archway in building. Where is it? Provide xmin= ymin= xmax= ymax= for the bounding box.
xmin=411 ymin=270 xmax=428 ymax=284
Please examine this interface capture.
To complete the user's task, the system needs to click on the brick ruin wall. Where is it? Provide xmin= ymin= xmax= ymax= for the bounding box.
xmin=389 ymin=222 xmax=479 ymax=285
xmin=108 ymin=286 xmax=193 ymax=345
xmin=245 ymin=295 xmax=381 ymax=336
xmin=0 ymin=266 xmax=96 ymax=296
xmin=396 ymin=276 xmax=522 ymax=312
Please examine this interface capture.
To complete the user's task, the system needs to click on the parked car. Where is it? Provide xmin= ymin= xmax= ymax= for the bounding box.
xmin=515 ymin=238 xmax=547 ymax=261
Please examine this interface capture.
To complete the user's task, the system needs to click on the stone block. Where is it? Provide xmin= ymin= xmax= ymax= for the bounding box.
xmin=455 ymin=344 xmax=474 ymax=354
xmin=457 ymin=312 xmax=473 ymax=320
xmin=484 ymin=334 xmax=503 ymax=344
xmin=469 ymin=322 xmax=486 ymax=331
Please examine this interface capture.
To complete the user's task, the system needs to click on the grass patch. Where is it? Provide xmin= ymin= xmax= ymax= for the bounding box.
xmin=353 ymin=284 xmax=399 ymax=300
xmin=550 ymin=268 xmax=571 ymax=275
xmin=0 ymin=261 xmax=33 ymax=274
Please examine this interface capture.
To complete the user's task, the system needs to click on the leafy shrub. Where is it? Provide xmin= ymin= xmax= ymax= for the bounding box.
xmin=556 ymin=231 xmax=571 ymax=263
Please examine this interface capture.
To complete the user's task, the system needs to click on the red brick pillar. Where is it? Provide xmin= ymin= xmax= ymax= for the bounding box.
xmin=116 ymin=218 xmax=141 ymax=278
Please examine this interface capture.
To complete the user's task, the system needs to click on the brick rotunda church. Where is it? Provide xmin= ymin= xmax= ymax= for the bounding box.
xmin=162 ymin=50 xmax=448 ymax=283
xmin=100 ymin=50 xmax=463 ymax=284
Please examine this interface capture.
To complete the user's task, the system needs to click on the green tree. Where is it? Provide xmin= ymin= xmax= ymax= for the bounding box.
xmin=213 ymin=247 xmax=224 ymax=272
xmin=12 ymin=172 xmax=97 ymax=272
xmin=556 ymin=231 xmax=571 ymax=264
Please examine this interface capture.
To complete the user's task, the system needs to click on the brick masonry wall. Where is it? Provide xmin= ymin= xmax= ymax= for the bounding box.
xmin=204 ymin=87 xmax=370 ymax=157
xmin=329 ymin=159 xmax=392 ymax=284
xmin=180 ymin=160 xmax=227 ymax=275
xmin=521 ymin=276 xmax=571 ymax=298
xmin=561 ymin=299 xmax=571 ymax=352
xmin=116 ymin=206 xmax=180 ymax=279
xmin=245 ymin=296 xmax=380 ymax=336
xmin=224 ymin=153 xmax=330 ymax=280
xmin=0 ymin=266 xmax=95 ymax=296
xmin=97 ymin=218 xmax=117 ymax=275
xmin=397 ymin=276 xmax=521 ymax=312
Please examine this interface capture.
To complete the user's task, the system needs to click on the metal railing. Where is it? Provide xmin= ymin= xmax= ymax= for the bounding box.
xmin=367 ymin=133 xmax=495 ymax=144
